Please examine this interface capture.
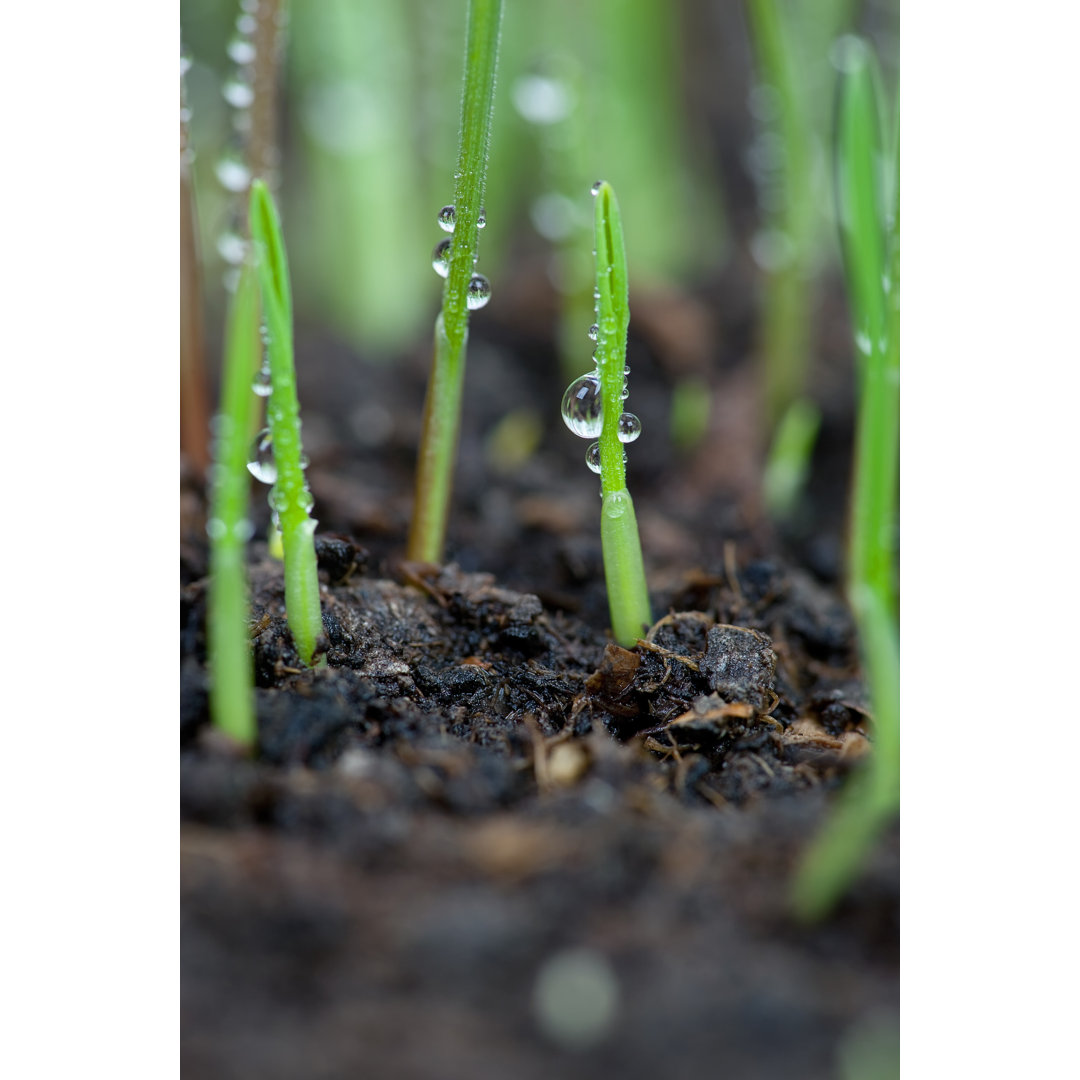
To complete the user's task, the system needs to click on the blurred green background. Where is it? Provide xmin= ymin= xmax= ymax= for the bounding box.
xmin=181 ymin=0 xmax=898 ymax=366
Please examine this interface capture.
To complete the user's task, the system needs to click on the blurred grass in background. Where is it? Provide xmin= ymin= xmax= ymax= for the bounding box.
xmin=181 ymin=0 xmax=897 ymax=377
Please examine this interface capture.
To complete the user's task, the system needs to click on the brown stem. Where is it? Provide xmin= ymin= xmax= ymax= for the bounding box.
xmin=180 ymin=74 xmax=210 ymax=472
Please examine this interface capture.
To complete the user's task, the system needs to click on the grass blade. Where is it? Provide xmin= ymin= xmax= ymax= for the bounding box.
xmin=408 ymin=0 xmax=504 ymax=564
xmin=594 ymin=181 xmax=651 ymax=646
xmin=249 ymin=179 xmax=322 ymax=665
xmin=207 ymin=262 xmax=259 ymax=747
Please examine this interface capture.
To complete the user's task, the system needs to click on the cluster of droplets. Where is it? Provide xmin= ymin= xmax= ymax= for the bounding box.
xmin=560 ymin=183 xmax=641 ymax=477
xmin=243 ymin=320 xmax=315 ymax=531
xmin=430 ymin=204 xmax=491 ymax=310
xmin=215 ymin=1 xmax=263 ymax=282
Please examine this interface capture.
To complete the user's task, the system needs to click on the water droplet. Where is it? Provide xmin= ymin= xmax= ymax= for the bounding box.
xmin=432 ymin=238 xmax=451 ymax=278
xmin=222 ymin=78 xmax=255 ymax=109
xmin=437 ymin=205 xmax=456 ymax=232
xmin=616 ymin=412 xmax=641 ymax=443
xmin=227 ymin=36 xmax=257 ymax=65
xmin=512 ymin=74 xmax=572 ymax=125
xmin=561 ymin=374 xmax=603 ymax=438
xmin=530 ymin=192 xmax=578 ymax=241
xmin=217 ymin=230 xmax=247 ymax=266
xmin=466 ymin=273 xmax=491 ymax=310
xmin=206 ymin=517 xmax=227 ymax=540
xmin=590 ymin=180 xmax=603 ymax=196
xmin=585 ymin=442 xmax=601 ymax=473
xmin=247 ymin=428 xmax=277 ymax=484
xmin=236 ymin=13 xmax=256 ymax=35
xmin=252 ymin=363 xmax=272 ymax=397
xmin=215 ymin=152 xmax=250 ymax=193
xmin=234 ymin=518 xmax=255 ymax=542
xmin=854 ymin=329 xmax=872 ymax=356
xmin=588 ymin=324 xmax=598 ymax=341
xmin=298 ymin=489 xmax=314 ymax=513
xmin=477 ymin=207 xmax=487 ymax=229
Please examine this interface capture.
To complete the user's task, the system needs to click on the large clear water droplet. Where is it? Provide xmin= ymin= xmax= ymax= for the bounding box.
xmin=466 ymin=273 xmax=491 ymax=310
xmin=585 ymin=442 xmax=601 ymax=473
xmin=247 ymin=428 xmax=277 ymax=484
xmin=561 ymin=374 xmax=603 ymax=438
xmin=588 ymin=323 xmax=598 ymax=341
xmin=222 ymin=78 xmax=255 ymax=109
xmin=432 ymin=238 xmax=451 ymax=278
xmin=227 ymin=36 xmax=257 ymax=65
xmin=437 ymin=205 xmax=456 ymax=232
xmin=616 ymin=412 xmax=641 ymax=443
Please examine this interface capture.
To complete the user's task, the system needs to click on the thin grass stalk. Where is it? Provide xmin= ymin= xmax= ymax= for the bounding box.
xmin=792 ymin=43 xmax=899 ymax=920
xmin=249 ymin=180 xmax=322 ymax=665
xmin=407 ymin=0 xmax=503 ymax=564
xmin=594 ymin=181 xmax=652 ymax=646
xmin=207 ymin=262 xmax=260 ymax=747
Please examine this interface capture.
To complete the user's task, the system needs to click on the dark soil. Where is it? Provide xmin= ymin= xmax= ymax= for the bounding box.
xmin=180 ymin=265 xmax=897 ymax=1078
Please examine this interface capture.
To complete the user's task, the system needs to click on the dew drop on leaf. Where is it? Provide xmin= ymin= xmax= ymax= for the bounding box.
xmin=252 ymin=362 xmax=272 ymax=397
xmin=437 ymin=205 xmax=456 ymax=232
xmin=466 ymin=273 xmax=491 ymax=310
xmin=222 ymin=78 xmax=255 ymax=109
xmin=585 ymin=441 xmax=601 ymax=473
xmin=561 ymin=374 xmax=603 ymax=438
xmin=215 ymin=152 xmax=251 ymax=193
xmin=247 ymin=428 xmax=277 ymax=484
xmin=432 ymin=238 xmax=451 ymax=278
xmin=588 ymin=323 xmax=598 ymax=341
xmin=226 ymin=36 xmax=257 ymax=65
xmin=616 ymin=412 xmax=641 ymax=443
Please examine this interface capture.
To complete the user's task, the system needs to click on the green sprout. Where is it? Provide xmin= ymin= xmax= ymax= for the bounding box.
xmin=793 ymin=38 xmax=899 ymax=921
xmin=206 ymin=261 xmax=260 ymax=749
xmin=249 ymin=179 xmax=322 ymax=667
xmin=562 ymin=181 xmax=651 ymax=647
xmin=745 ymin=0 xmax=856 ymax=518
xmin=407 ymin=0 xmax=504 ymax=565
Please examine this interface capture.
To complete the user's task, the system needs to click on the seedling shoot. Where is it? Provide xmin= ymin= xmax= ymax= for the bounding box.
xmin=206 ymin=262 xmax=260 ymax=749
xmin=562 ymin=181 xmax=652 ymax=647
xmin=407 ymin=0 xmax=504 ymax=565
xmin=792 ymin=38 xmax=899 ymax=921
xmin=248 ymin=179 xmax=323 ymax=667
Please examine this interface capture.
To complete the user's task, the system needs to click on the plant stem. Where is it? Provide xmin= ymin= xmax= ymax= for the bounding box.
xmin=249 ymin=180 xmax=322 ymax=665
xmin=207 ymin=262 xmax=259 ymax=748
xmin=793 ymin=43 xmax=899 ymax=920
xmin=594 ymin=181 xmax=651 ymax=646
xmin=408 ymin=0 xmax=503 ymax=565
xmin=248 ymin=0 xmax=284 ymax=185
